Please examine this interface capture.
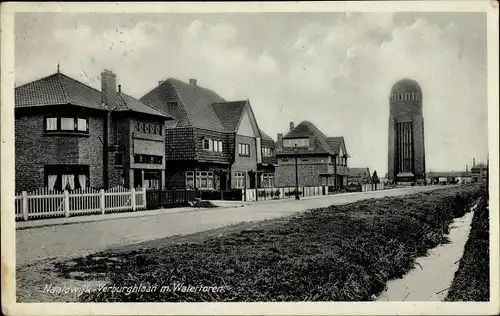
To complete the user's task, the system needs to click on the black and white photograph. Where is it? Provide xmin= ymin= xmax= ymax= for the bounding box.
xmin=1 ymin=1 xmax=498 ymax=315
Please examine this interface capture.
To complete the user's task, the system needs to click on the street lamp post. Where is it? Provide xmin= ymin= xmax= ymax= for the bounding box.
xmin=294 ymin=144 xmax=300 ymax=200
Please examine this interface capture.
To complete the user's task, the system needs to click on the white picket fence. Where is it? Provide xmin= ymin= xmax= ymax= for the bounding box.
xmin=244 ymin=186 xmax=328 ymax=202
xmin=361 ymin=183 xmax=385 ymax=192
xmin=15 ymin=186 xmax=146 ymax=221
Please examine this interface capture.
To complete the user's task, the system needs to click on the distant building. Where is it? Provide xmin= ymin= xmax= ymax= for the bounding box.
xmin=347 ymin=167 xmax=371 ymax=185
xmin=275 ymin=121 xmax=348 ymax=189
xmin=471 ymin=162 xmax=488 ymax=183
xmin=426 ymin=171 xmax=472 ymax=185
xmin=388 ymin=79 xmax=426 ymax=184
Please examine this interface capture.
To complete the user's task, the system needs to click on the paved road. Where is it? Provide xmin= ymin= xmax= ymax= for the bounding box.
xmin=17 ymin=186 xmax=444 ymax=265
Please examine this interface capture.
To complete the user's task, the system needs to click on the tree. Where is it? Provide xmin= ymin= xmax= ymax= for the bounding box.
xmin=372 ymin=171 xmax=380 ymax=184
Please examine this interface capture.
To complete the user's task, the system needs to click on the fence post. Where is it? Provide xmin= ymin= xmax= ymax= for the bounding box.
xmin=64 ymin=190 xmax=70 ymax=218
xmin=143 ymin=187 xmax=147 ymax=208
xmin=22 ymin=191 xmax=28 ymax=221
xmin=131 ymin=188 xmax=136 ymax=211
xmin=100 ymin=189 xmax=105 ymax=214
xmin=184 ymin=188 xmax=188 ymax=205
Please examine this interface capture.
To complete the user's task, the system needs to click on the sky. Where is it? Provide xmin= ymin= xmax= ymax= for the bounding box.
xmin=14 ymin=12 xmax=488 ymax=175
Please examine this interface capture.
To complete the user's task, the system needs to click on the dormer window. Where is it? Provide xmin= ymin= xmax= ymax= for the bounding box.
xmin=283 ymin=138 xmax=310 ymax=148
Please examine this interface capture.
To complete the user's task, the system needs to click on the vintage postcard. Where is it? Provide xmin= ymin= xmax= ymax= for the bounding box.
xmin=1 ymin=1 xmax=499 ymax=315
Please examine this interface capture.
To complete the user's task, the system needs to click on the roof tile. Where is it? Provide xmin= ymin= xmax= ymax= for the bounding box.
xmin=15 ymin=73 xmax=103 ymax=110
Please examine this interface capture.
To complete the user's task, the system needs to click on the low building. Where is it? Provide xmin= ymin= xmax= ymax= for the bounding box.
xmin=347 ymin=167 xmax=371 ymax=185
xmin=426 ymin=171 xmax=472 ymax=185
xmin=15 ymin=69 xmax=172 ymax=192
xmin=471 ymin=163 xmax=488 ymax=183
xmin=275 ymin=121 xmax=348 ymax=189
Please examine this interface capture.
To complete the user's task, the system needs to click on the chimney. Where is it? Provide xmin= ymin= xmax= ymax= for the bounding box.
xmin=277 ymin=133 xmax=283 ymax=150
xmin=101 ymin=70 xmax=117 ymax=110
xmin=289 ymin=122 xmax=295 ymax=131
xmin=118 ymin=85 xmax=121 ymax=93
xmin=189 ymin=79 xmax=197 ymax=86
xmin=466 ymin=165 xmax=468 ymax=172
xmin=473 ymin=158 xmax=476 ymax=167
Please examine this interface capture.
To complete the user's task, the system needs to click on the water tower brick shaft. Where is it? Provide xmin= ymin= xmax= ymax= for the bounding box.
xmin=388 ymin=79 xmax=426 ymax=183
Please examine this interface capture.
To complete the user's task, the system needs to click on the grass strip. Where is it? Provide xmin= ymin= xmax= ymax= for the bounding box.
xmin=53 ymin=185 xmax=485 ymax=302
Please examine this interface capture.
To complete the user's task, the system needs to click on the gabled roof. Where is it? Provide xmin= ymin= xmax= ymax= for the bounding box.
xmin=278 ymin=121 xmax=347 ymax=156
xmin=115 ymin=93 xmax=171 ymax=118
xmin=15 ymin=72 xmax=104 ymax=110
xmin=212 ymin=101 xmax=247 ymax=132
xmin=259 ymin=130 xmax=274 ymax=142
xmin=348 ymin=168 xmax=371 ymax=177
xmin=326 ymin=137 xmax=347 ymax=156
xmin=15 ymin=72 xmax=171 ymax=119
xmin=144 ymin=78 xmax=227 ymax=131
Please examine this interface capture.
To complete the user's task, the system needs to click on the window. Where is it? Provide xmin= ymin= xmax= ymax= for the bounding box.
xmin=261 ymin=173 xmax=275 ymax=188
xmin=238 ymin=143 xmax=250 ymax=156
xmin=262 ymin=146 xmax=274 ymax=157
xmin=115 ymin=153 xmax=123 ymax=166
xmin=186 ymin=171 xmax=195 ymax=188
xmin=134 ymin=154 xmax=162 ymax=164
xmin=196 ymin=171 xmax=214 ymax=189
xmin=134 ymin=122 xmax=162 ymax=135
xmin=203 ymin=139 xmax=210 ymax=150
xmin=44 ymin=165 xmax=89 ymax=191
xmin=202 ymin=138 xmax=223 ymax=152
xmin=235 ymin=172 xmax=245 ymax=188
xmin=61 ymin=117 xmax=75 ymax=130
xmin=283 ymin=138 xmax=309 ymax=148
xmin=45 ymin=117 xmax=57 ymax=131
xmin=77 ymin=118 xmax=87 ymax=132
xmin=301 ymin=156 xmax=309 ymax=161
xmin=44 ymin=116 xmax=89 ymax=133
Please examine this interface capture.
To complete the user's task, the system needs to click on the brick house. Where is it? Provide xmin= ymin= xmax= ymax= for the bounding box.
xmin=15 ymin=69 xmax=171 ymax=192
xmin=275 ymin=121 xmax=348 ymax=189
xmin=140 ymin=78 xmax=276 ymax=191
xmin=347 ymin=167 xmax=371 ymax=185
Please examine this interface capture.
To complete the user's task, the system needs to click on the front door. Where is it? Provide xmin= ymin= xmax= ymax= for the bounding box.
xmin=220 ymin=172 xmax=227 ymax=191
xmin=134 ymin=169 xmax=142 ymax=188
xmin=249 ymin=173 xmax=256 ymax=189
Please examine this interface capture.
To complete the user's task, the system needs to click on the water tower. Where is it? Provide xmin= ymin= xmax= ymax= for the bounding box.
xmin=388 ymin=79 xmax=426 ymax=183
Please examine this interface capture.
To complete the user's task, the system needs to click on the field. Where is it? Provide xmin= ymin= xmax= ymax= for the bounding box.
xmin=51 ymin=185 xmax=486 ymax=302
xmin=446 ymin=189 xmax=490 ymax=301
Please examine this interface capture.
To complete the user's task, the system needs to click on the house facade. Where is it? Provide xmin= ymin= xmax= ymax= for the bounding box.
xmin=471 ymin=163 xmax=488 ymax=183
xmin=140 ymin=78 xmax=276 ymax=191
xmin=15 ymin=69 xmax=171 ymax=192
xmin=275 ymin=121 xmax=349 ymax=189
xmin=348 ymin=167 xmax=371 ymax=185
